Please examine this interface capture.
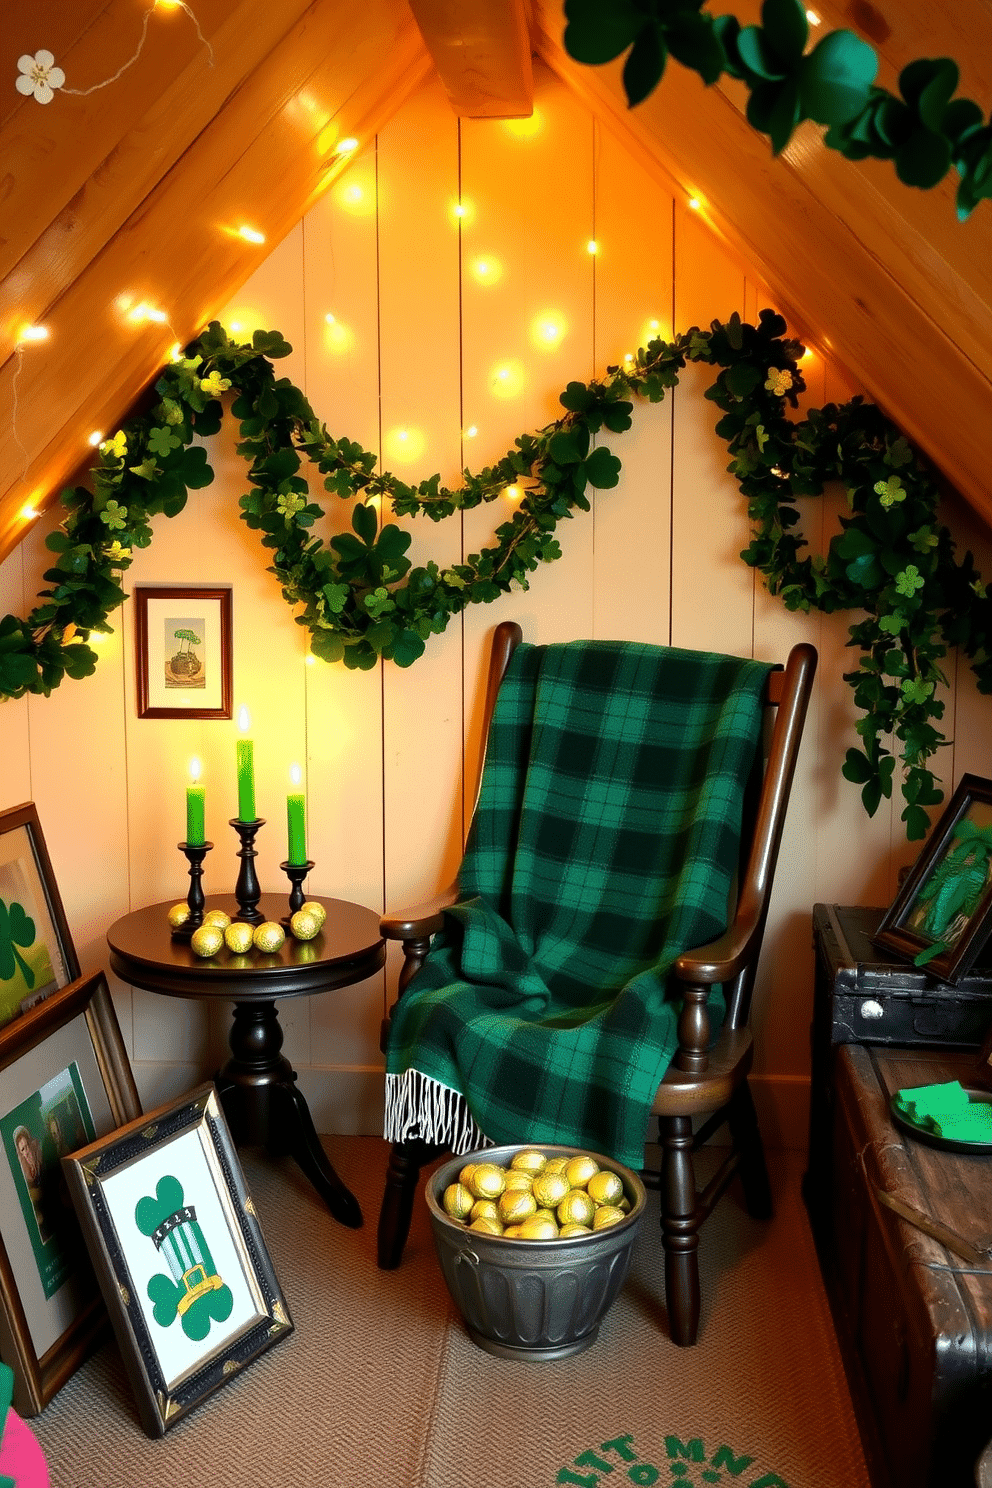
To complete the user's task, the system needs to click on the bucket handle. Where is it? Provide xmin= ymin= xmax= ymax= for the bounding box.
xmin=454 ymin=1247 xmax=480 ymax=1267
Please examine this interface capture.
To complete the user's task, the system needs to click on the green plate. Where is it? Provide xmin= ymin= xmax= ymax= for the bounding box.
xmin=890 ymin=1088 xmax=992 ymax=1153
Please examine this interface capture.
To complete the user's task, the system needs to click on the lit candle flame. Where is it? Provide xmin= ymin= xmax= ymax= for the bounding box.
xmin=190 ymin=757 xmax=202 ymax=783
xmin=290 ymin=762 xmax=302 ymax=787
xmin=238 ymin=706 xmax=250 ymax=732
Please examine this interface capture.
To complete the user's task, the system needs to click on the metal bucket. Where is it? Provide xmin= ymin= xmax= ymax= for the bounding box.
xmin=427 ymin=1143 xmax=646 ymax=1361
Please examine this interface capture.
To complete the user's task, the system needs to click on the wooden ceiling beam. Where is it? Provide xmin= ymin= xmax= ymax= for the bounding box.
xmin=0 ymin=0 xmax=431 ymax=564
xmin=407 ymin=0 xmax=534 ymax=117
xmin=534 ymin=0 xmax=992 ymax=531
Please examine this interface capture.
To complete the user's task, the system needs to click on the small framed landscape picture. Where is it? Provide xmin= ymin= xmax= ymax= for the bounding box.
xmin=0 ymin=970 xmax=141 ymax=1415
xmin=135 ymin=586 xmax=232 ymax=720
xmin=875 ymin=773 xmax=992 ymax=984
xmin=0 ymin=802 xmax=79 ymax=1032
xmin=63 ymin=1083 xmax=293 ymax=1436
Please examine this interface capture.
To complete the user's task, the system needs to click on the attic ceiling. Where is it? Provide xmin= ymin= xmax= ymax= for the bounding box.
xmin=1 ymin=0 xmax=990 ymax=567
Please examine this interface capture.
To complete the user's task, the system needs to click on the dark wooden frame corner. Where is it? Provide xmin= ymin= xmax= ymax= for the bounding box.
xmin=135 ymin=585 xmax=232 ymax=720
xmin=875 ymin=773 xmax=992 ymax=985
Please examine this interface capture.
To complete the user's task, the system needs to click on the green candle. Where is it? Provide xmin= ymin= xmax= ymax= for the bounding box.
xmin=186 ymin=759 xmax=205 ymax=846
xmin=236 ymin=707 xmax=256 ymax=821
xmin=287 ymin=764 xmax=307 ymax=866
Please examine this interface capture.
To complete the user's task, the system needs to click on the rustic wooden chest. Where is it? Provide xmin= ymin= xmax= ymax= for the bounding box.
xmin=820 ymin=1044 xmax=992 ymax=1488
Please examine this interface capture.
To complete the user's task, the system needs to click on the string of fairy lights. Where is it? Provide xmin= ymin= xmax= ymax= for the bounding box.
xmin=8 ymin=4 xmax=728 ymax=537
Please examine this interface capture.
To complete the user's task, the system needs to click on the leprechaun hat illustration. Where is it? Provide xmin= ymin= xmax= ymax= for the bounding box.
xmin=134 ymin=1176 xmax=234 ymax=1341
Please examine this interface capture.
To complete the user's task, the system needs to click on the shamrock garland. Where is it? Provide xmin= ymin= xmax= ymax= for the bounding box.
xmin=562 ymin=0 xmax=992 ymax=220
xmin=1 ymin=310 xmax=990 ymax=840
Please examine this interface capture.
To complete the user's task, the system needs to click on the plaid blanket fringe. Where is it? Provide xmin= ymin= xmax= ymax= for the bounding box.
xmin=383 ymin=1070 xmax=490 ymax=1155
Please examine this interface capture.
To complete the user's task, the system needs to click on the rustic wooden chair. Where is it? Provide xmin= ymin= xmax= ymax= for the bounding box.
xmin=377 ymin=621 xmax=817 ymax=1345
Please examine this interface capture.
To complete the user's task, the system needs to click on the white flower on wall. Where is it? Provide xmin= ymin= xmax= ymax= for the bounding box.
xmin=15 ymin=50 xmax=65 ymax=104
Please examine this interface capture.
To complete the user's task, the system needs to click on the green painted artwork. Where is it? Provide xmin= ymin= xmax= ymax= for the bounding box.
xmin=134 ymin=1176 xmax=234 ymax=1341
xmin=0 ymin=894 xmax=56 ymax=1027
xmin=1 ymin=1065 xmax=96 ymax=1299
xmin=909 ymin=816 xmax=992 ymax=966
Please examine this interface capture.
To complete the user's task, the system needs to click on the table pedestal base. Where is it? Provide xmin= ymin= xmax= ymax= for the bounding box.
xmin=215 ymin=1000 xmax=362 ymax=1229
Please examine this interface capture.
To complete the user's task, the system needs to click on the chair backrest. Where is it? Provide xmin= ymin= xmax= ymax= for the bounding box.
xmin=471 ymin=622 xmax=817 ymax=1030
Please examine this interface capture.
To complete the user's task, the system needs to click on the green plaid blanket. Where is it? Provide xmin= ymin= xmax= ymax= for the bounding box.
xmin=384 ymin=640 xmax=772 ymax=1168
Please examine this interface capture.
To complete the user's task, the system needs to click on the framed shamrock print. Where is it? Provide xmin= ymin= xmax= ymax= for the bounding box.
xmin=875 ymin=774 xmax=992 ymax=984
xmin=0 ymin=803 xmax=79 ymax=1032
xmin=0 ymin=970 xmax=140 ymax=1415
xmin=135 ymin=586 xmax=233 ymax=719
xmin=63 ymin=1083 xmax=292 ymax=1436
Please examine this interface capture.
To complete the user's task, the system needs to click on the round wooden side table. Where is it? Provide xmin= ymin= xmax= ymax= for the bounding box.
xmin=107 ymin=893 xmax=385 ymax=1228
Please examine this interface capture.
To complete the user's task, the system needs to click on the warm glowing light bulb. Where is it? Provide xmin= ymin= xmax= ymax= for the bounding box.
xmin=238 ymin=226 xmax=266 ymax=244
xmin=19 ymin=503 xmax=40 ymax=522
xmin=688 ymin=197 xmax=702 ymax=211
xmin=805 ymin=8 xmax=822 ymax=23
xmin=802 ymin=346 xmax=815 ymax=361
xmin=344 ymin=184 xmax=363 ymax=203
xmin=18 ymin=324 xmax=49 ymax=343
xmin=169 ymin=343 xmax=182 ymax=361
xmin=305 ymin=654 xmax=317 ymax=667
xmin=505 ymin=485 xmax=521 ymax=500
xmin=336 ymin=137 xmax=359 ymax=155
xmin=650 ymin=319 xmax=660 ymax=330
xmin=586 ymin=239 xmax=598 ymax=255
xmin=88 ymin=431 xmax=104 ymax=446
xmin=464 ymin=425 xmax=478 ymax=439
xmin=325 ymin=313 xmax=336 ymax=324
xmin=453 ymin=203 xmax=467 ymax=217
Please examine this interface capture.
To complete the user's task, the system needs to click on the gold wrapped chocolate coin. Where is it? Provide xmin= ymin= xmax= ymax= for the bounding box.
xmin=587 ymin=1169 xmax=624 ymax=1206
xmin=203 ymin=909 xmax=231 ymax=929
xmin=253 ymin=921 xmax=286 ymax=953
xmin=302 ymin=901 xmax=327 ymax=928
xmin=532 ymin=1170 xmax=570 ymax=1208
xmin=469 ymin=1216 xmax=504 ymax=1235
xmin=510 ymin=1148 xmax=546 ymax=1174
xmin=518 ymin=1215 xmax=559 ymax=1240
xmin=498 ymin=1189 xmax=537 ymax=1225
xmin=564 ymin=1155 xmax=600 ymax=1189
xmin=560 ymin=1222 xmax=593 ymax=1238
xmin=458 ymin=1164 xmax=478 ymax=1188
xmin=443 ymin=1183 xmax=474 ymax=1220
xmin=290 ymin=908 xmax=321 ymax=942
xmin=167 ymin=903 xmax=190 ymax=929
xmin=469 ymin=1199 xmax=500 ymax=1224
xmin=592 ymin=1204 xmax=625 ymax=1230
xmin=467 ymin=1163 xmax=505 ymax=1200
xmin=544 ymin=1156 xmax=569 ymax=1175
xmin=503 ymin=1170 xmax=534 ymax=1192
xmin=557 ymin=1189 xmax=596 ymax=1227
xmin=190 ymin=924 xmax=224 ymax=958
xmin=224 ymin=921 xmax=255 ymax=954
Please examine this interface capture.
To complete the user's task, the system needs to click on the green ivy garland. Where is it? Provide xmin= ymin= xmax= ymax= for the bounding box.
xmin=562 ymin=0 xmax=992 ymax=219
xmin=1 ymin=311 xmax=990 ymax=839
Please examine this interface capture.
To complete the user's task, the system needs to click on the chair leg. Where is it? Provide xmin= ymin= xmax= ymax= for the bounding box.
xmin=728 ymin=1081 xmax=773 ymax=1222
xmin=659 ymin=1113 xmax=701 ymax=1346
xmin=377 ymin=1140 xmax=429 ymax=1269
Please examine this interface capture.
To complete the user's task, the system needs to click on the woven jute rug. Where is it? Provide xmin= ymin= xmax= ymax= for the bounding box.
xmin=30 ymin=1135 xmax=870 ymax=1488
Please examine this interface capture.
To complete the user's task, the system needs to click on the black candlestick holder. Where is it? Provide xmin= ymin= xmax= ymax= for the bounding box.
xmin=280 ymin=859 xmax=315 ymax=922
xmin=230 ymin=818 xmax=265 ymax=924
xmin=172 ymin=842 xmax=213 ymax=941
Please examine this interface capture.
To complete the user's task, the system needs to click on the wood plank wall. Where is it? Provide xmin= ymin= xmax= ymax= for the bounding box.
xmin=2 ymin=65 xmax=990 ymax=1149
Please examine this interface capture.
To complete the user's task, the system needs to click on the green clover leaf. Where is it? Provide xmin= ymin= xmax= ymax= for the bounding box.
xmin=0 ymin=897 xmax=37 ymax=988
xmin=99 ymin=500 xmax=128 ymax=531
xmin=874 ymin=475 xmax=906 ymax=508
xmin=199 ymin=370 xmax=232 ymax=397
xmin=147 ymin=425 xmax=181 ymax=457
xmin=895 ymin=564 xmax=925 ymax=597
xmin=901 ymin=676 xmax=935 ymax=705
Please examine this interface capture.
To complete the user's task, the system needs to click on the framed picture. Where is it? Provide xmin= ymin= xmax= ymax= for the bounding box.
xmin=0 ymin=969 xmax=140 ymax=1415
xmin=875 ymin=773 xmax=992 ymax=984
xmin=135 ymin=586 xmax=232 ymax=719
xmin=63 ymin=1083 xmax=293 ymax=1436
xmin=0 ymin=803 xmax=79 ymax=1031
